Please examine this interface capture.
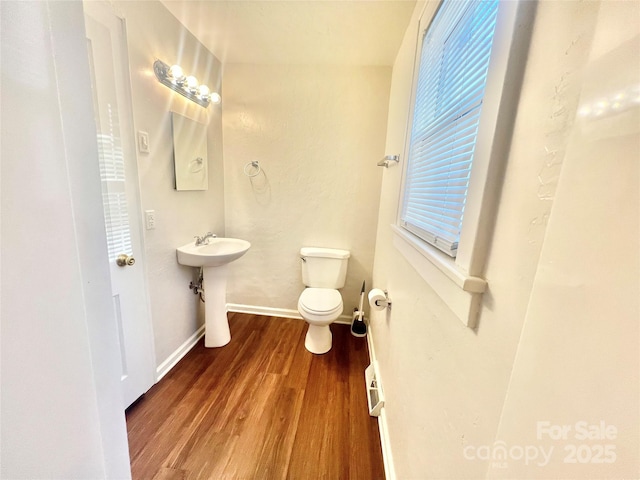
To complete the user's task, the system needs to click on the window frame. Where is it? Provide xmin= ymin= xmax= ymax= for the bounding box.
xmin=394 ymin=0 xmax=532 ymax=327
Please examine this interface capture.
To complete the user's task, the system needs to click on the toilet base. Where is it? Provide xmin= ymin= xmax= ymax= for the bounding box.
xmin=304 ymin=324 xmax=332 ymax=354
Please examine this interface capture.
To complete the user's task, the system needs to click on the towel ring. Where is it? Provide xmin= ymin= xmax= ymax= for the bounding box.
xmin=243 ymin=161 xmax=261 ymax=177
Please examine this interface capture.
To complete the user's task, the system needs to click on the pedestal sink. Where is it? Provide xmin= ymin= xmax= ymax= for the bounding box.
xmin=177 ymin=238 xmax=250 ymax=347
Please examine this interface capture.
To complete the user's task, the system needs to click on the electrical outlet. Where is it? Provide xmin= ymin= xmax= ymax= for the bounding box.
xmin=145 ymin=210 xmax=156 ymax=230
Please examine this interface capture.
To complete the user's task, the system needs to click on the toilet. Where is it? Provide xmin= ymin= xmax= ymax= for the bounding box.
xmin=297 ymin=247 xmax=350 ymax=354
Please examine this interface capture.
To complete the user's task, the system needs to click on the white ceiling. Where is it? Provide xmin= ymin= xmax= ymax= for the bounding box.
xmin=161 ymin=0 xmax=417 ymax=66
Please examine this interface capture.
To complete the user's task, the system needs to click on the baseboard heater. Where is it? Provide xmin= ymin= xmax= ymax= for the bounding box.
xmin=365 ymin=363 xmax=384 ymax=417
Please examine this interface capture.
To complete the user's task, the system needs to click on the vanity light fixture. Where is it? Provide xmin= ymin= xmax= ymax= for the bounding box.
xmin=153 ymin=59 xmax=221 ymax=108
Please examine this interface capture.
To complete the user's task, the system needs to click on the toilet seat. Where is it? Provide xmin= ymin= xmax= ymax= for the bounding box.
xmin=298 ymin=288 xmax=342 ymax=317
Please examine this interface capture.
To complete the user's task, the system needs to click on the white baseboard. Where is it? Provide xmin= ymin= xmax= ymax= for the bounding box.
xmin=377 ymin=407 xmax=395 ymax=480
xmin=227 ymin=303 xmax=303 ymax=320
xmin=226 ymin=303 xmax=352 ymax=324
xmin=366 ymin=327 xmax=396 ymax=480
xmin=155 ymin=324 xmax=205 ymax=382
xmin=334 ymin=315 xmax=353 ymax=325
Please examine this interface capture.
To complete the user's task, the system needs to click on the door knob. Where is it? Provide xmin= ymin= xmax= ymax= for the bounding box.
xmin=116 ymin=254 xmax=136 ymax=267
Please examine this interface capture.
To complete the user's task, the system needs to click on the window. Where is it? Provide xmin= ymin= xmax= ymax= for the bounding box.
xmin=394 ymin=0 xmax=530 ymax=326
xmin=401 ymin=0 xmax=499 ymax=258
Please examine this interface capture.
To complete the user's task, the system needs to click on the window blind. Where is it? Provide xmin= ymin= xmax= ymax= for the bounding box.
xmin=103 ymin=192 xmax=133 ymax=261
xmin=401 ymin=0 xmax=499 ymax=257
xmin=96 ymin=111 xmax=133 ymax=262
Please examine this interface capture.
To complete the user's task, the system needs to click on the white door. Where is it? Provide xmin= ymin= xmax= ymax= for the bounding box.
xmin=84 ymin=2 xmax=156 ymax=408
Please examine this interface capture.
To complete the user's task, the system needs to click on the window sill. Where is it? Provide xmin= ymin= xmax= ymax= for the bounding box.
xmin=391 ymin=224 xmax=486 ymax=328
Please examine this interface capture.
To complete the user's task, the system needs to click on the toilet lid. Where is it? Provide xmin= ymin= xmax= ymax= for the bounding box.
xmin=299 ymin=288 xmax=342 ymax=314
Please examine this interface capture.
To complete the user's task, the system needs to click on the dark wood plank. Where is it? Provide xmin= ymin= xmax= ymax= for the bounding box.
xmin=126 ymin=313 xmax=384 ymax=479
xmin=286 ymin=325 xmax=353 ymax=480
xmin=150 ymin=467 xmax=188 ymax=480
xmin=348 ymin=333 xmax=385 ymax=479
xmin=126 ymin=314 xmax=256 ymax=463
xmin=250 ymin=379 xmax=305 ymax=479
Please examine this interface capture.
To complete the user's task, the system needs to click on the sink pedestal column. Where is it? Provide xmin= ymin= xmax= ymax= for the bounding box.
xmin=202 ymin=265 xmax=231 ymax=347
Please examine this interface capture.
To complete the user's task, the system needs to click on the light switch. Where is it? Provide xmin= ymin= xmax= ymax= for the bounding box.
xmin=137 ymin=131 xmax=150 ymax=154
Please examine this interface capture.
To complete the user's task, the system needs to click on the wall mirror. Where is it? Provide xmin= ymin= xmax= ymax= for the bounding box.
xmin=171 ymin=112 xmax=208 ymax=191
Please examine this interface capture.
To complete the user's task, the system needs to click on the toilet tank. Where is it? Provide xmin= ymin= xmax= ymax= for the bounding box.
xmin=300 ymin=247 xmax=350 ymax=288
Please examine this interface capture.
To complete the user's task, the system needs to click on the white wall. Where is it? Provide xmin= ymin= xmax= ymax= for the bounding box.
xmin=1 ymin=1 xmax=130 ymax=477
xmin=488 ymin=1 xmax=639 ymax=477
xmin=371 ymin=0 xmax=638 ymax=478
xmin=222 ymin=65 xmax=390 ymax=313
xmin=113 ymin=1 xmax=225 ymax=365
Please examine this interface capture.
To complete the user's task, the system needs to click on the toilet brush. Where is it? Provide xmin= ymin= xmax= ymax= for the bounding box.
xmin=351 ymin=281 xmax=367 ymax=337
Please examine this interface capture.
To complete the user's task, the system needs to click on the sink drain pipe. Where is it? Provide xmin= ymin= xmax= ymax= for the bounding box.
xmin=189 ymin=267 xmax=205 ymax=303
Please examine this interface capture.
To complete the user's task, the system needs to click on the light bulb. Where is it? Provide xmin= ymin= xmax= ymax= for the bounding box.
xmin=197 ymin=84 xmax=210 ymax=99
xmin=168 ymin=64 xmax=184 ymax=83
xmin=210 ymin=92 xmax=221 ymax=104
xmin=185 ymin=75 xmax=198 ymax=93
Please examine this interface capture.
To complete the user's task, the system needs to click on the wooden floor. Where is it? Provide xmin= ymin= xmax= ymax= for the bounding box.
xmin=126 ymin=313 xmax=385 ymax=479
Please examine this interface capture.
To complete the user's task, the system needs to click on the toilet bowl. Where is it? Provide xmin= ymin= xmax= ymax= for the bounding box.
xmin=297 ymin=247 xmax=350 ymax=354
xmin=298 ymin=288 xmax=343 ymax=354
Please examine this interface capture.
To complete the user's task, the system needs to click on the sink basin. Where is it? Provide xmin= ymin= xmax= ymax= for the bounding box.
xmin=177 ymin=238 xmax=251 ymax=267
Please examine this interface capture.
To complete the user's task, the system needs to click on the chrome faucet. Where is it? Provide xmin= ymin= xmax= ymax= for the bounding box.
xmin=194 ymin=232 xmax=217 ymax=246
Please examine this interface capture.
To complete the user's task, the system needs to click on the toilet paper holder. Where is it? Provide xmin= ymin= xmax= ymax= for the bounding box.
xmin=374 ymin=290 xmax=392 ymax=309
